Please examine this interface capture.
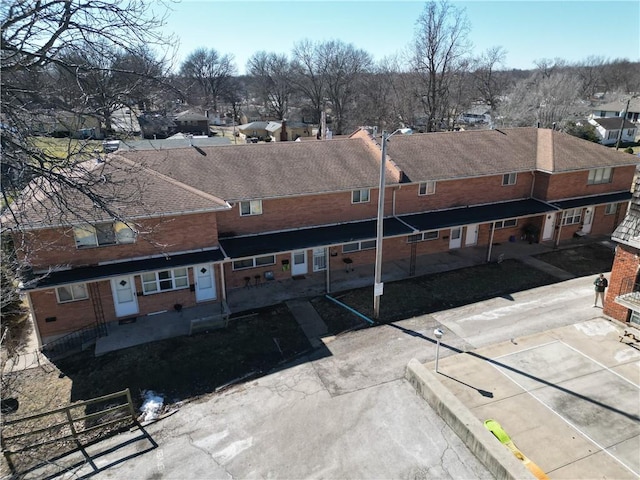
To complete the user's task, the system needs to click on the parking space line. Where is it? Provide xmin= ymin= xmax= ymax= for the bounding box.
xmin=490 ymin=343 xmax=639 ymax=477
xmin=561 ymin=341 xmax=640 ymax=388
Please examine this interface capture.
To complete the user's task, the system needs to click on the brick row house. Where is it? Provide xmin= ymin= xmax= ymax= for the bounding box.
xmin=11 ymin=127 xmax=637 ymax=348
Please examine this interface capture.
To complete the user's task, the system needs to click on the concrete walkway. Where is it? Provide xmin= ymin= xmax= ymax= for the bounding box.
xmin=285 ymin=299 xmax=328 ymax=349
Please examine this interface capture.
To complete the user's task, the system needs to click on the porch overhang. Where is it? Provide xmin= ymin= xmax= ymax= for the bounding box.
xmin=549 ymin=191 xmax=632 ymax=210
xmin=219 ymin=218 xmax=414 ymax=259
xmin=21 ymin=248 xmax=225 ymax=291
xmin=398 ymin=198 xmax=555 ymax=232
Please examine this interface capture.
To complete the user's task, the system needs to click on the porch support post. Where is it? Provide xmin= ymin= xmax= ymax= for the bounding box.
xmin=486 ymin=222 xmax=496 ymax=263
xmin=219 ymin=262 xmax=227 ymax=301
xmin=325 ymin=247 xmax=331 ymax=294
xmin=555 ymin=214 xmax=563 ymax=248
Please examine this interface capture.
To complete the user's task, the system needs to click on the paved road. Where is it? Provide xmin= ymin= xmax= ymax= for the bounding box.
xmin=61 ymin=275 xmax=606 ymax=479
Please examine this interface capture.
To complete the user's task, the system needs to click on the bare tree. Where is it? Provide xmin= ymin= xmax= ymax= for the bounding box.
xmin=411 ymin=0 xmax=472 ymax=131
xmin=472 ymin=46 xmax=508 ymax=110
xmin=180 ymin=48 xmax=237 ymax=113
xmin=291 ymin=39 xmax=328 ymax=125
xmin=1 ymin=0 xmax=173 ymax=352
xmin=320 ymin=40 xmax=374 ymax=135
xmin=246 ymin=51 xmax=293 ymax=120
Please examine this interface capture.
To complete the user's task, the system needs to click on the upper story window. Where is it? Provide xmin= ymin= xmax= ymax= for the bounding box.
xmin=141 ymin=268 xmax=189 ymax=294
xmin=352 ymin=189 xmax=370 ymax=204
xmin=56 ymin=283 xmax=88 ymax=303
xmin=599 ymin=111 xmax=606 ymax=117
xmin=502 ymin=173 xmax=517 ymax=186
xmin=587 ymin=167 xmax=612 ymax=185
xmin=562 ymin=208 xmax=582 ymax=225
xmin=73 ymin=221 xmax=136 ymax=248
xmin=240 ymin=200 xmax=263 ymax=216
xmin=418 ymin=181 xmax=436 ymax=196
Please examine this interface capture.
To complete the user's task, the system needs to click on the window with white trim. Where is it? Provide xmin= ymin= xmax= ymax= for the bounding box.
xmin=56 ymin=283 xmax=88 ymax=303
xmin=587 ymin=167 xmax=612 ymax=185
xmin=502 ymin=173 xmax=517 ymax=186
xmin=494 ymin=218 xmax=518 ymax=229
xmin=351 ymin=189 xmax=370 ymax=203
xmin=605 ymin=203 xmax=617 ymax=215
xmin=407 ymin=231 xmax=439 ymax=243
xmin=141 ymin=268 xmax=189 ymax=294
xmin=562 ymin=208 xmax=582 ymax=225
xmin=418 ymin=181 xmax=436 ymax=196
xmin=73 ymin=221 xmax=136 ymax=248
xmin=232 ymin=255 xmax=276 ymax=270
xmin=240 ymin=200 xmax=263 ymax=216
xmin=607 ymin=130 xmax=618 ymax=140
xmin=342 ymin=239 xmax=376 ymax=253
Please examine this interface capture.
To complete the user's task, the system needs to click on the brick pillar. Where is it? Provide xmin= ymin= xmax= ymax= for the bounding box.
xmin=604 ymin=243 xmax=640 ymax=322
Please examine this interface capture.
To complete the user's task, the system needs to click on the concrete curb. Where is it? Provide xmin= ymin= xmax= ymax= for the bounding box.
xmin=405 ymin=359 xmax=536 ymax=480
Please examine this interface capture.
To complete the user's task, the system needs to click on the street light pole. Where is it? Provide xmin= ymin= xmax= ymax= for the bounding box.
xmin=434 ymin=328 xmax=444 ymax=373
xmin=373 ymin=128 xmax=412 ymax=319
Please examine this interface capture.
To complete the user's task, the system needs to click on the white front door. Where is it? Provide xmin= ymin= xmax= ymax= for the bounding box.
xmin=582 ymin=207 xmax=593 ymax=233
xmin=292 ymin=250 xmax=308 ymax=276
xmin=111 ymin=276 xmax=139 ymax=317
xmin=449 ymin=227 xmax=462 ymax=249
xmin=312 ymin=248 xmax=327 ymax=272
xmin=465 ymin=224 xmax=478 ymax=246
xmin=542 ymin=212 xmax=556 ymax=240
xmin=194 ymin=263 xmax=217 ymax=302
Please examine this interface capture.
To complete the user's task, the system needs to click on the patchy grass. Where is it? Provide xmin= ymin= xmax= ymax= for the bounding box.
xmin=533 ymin=242 xmax=614 ymax=277
xmin=30 ymin=137 xmax=102 ymax=159
xmin=313 ymin=258 xmax=561 ymax=328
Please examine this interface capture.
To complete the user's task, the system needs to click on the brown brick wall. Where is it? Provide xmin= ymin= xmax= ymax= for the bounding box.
xmin=216 ymin=191 xmax=385 ymax=236
xmin=32 ymin=266 xmax=223 ymax=342
xmin=540 ymin=166 xmax=635 ymax=201
xmin=23 ymin=212 xmax=219 ymax=269
xmin=604 ymin=244 xmax=638 ymax=322
xmin=393 ymin=174 xmax=534 ymax=215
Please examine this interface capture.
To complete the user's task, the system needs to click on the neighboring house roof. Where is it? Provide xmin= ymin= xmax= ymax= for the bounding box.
xmin=595 ymin=99 xmax=640 ymax=113
xmin=590 ymin=117 xmax=637 ymax=130
xmin=121 ymin=137 xmax=386 ymax=202
xmin=612 ymin=175 xmax=640 ymax=249
xmin=175 ymin=111 xmax=209 ymax=122
xmin=384 ymin=127 xmax=637 ymax=182
xmin=237 ymin=121 xmax=269 ymax=131
xmin=265 ymin=121 xmax=281 ymax=133
xmin=10 ymin=157 xmax=230 ymax=230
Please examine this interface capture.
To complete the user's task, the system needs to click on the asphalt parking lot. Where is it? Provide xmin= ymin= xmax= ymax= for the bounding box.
xmin=422 ymin=317 xmax=640 ymax=479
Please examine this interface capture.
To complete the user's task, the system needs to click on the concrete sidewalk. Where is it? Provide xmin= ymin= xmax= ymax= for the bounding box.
xmin=285 ymin=299 xmax=329 ymax=349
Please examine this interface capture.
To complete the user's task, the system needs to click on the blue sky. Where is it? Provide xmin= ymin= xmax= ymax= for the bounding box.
xmin=162 ymin=0 xmax=640 ymax=73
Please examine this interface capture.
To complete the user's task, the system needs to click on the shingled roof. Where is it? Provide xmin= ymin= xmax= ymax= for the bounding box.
xmin=612 ymin=175 xmax=640 ymax=249
xmin=120 ymin=137 xmax=386 ymax=201
xmin=382 ymin=127 xmax=637 ymax=182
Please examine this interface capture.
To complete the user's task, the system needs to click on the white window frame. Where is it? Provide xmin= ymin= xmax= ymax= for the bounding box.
xmin=240 ymin=200 xmax=263 ymax=216
xmin=502 ymin=173 xmax=517 ymax=186
xmin=351 ymin=189 xmax=370 ymax=204
xmin=587 ymin=167 xmax=613 ymax=185
xmin=232 ymin=254 xmax=276 ymax=271
xmin=56 ymin=283 xmax=89 ymax=303
xmin=607 ymin=130 xmax=618 ymax=140
xmin=605 ymin=203 xmax=617 ymax=215
xmin=562 ymin=208 xmax=582 ymax=225
xmin=73 ymin=221 xmax=136 ymax=248
xmin=418 ymin=181 xmax=436 ymax=196
xmin=141 ymin=268 xmax=189 ymax=294
xmin=407 ymin=231 xmax=439 ymax=243
xmin=494 ymin=218 xmax=518 ymax=229
xmin=342 ymin=239 xmax=376 ymax=253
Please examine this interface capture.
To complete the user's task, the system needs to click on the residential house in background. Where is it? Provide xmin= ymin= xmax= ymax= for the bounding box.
xmin=588 ymin=117 xmax=637 ymax=145
xmin=173 ymin=111 xmax=210 ymax=136
xmin=266 ymin=121 xmax=313 ymax=141
xmin=13 ymin=127 xmax=637 ymax=352
xmin=590 ymin=98 xmax=640 ymax=124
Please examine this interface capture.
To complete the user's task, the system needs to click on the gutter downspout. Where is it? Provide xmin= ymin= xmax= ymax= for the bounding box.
xmin=530 ymin=171 xmax=536 ymax=198
xmin=486 ymin=222 xmax=496 ymax=263
xmin=25 ymin=293 xmax=42 ymax=349
xmin=325 ymin=247 xmax=331 ymax=294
